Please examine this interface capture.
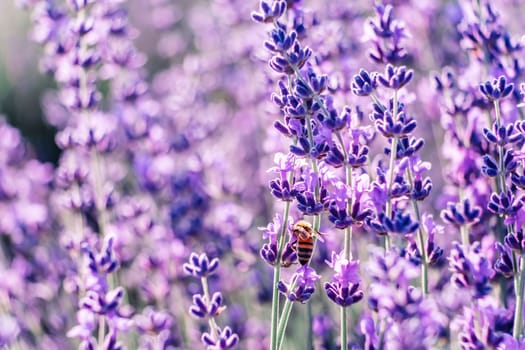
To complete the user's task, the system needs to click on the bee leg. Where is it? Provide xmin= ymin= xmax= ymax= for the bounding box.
xmin=289 ymin=238 xmax=298 ymax=251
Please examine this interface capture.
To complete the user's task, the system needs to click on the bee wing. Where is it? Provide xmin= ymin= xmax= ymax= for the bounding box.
xmin=315 ymin=230 xmax=327 ymax=242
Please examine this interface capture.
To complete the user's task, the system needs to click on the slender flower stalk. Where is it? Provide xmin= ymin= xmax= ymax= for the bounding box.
xmin=514 ymin=254 xmax=525 ymax=337
xmin=270 ymin=201 xmax=291 ymax=350
xmin=353 ymin=63 xmax=433 ymax=295
xmin=184 ymin=253 xmax=239 ymax=349
xmin=252 ymin=1 xmax=332 ymax=348
xmin=480 ymin=76 xmax=525 ymax=339
xmin=275 ymin=283 xmax=294 ymax=350
xmin=384 ymin=89 xmax=399 ymax=251
xmin=405 ymin=168 xmax=429 ymax=295
xmin=276 ymin=265 xmax=321 ymax=349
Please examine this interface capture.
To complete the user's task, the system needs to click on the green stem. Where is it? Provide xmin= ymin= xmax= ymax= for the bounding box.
xmin=513 ymin=254 xmax=525 ymax=338
xmin=201 ymin=276 xmax=219 ymax=341
xmin=492 ymin=99 xmax=518 ymax=309
xmin=494 ymin=100 xmax=507 ymax=193
xmin=307 ymin=302 xmax=313 ymax=350
xmin=341 ymin=307 xmax=347 ymax=350
xmin=270 ymin=201 xmax=292 ymax=350
xmin=384 ymin=89 xmax=399 ymax=251
xmin=336 ymin=130 xmax=354 ymax=261
xmin=339 ymin=227 xmax=354 ymax=350
xmin=344 ymin=226 xmax=353 ymax=262
xmin=270 ymin=264 xmax=281 ymax=350
xmin=460 ymin=225 xmax=470 ymax=247
xmin=335 ymin=119 xmax=356 ymax=348
xmin=406 ymin=170 xmax=429 ymax=295
xmin=305 ymin=113 xmax=320 ymax=200
xmin=276 ymin=289 xmax=294 ymax=350
xmin=98 ymin=315 xmax=106 ymax=349
xmin=370 ymin=93 xmax=385 ymax=112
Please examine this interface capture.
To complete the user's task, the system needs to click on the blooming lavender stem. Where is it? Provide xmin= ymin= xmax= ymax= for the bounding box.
xmin=72 ymin=2 xmax=109 ymax=240
xmin=285 ymin=66 xmax=323 ymax=213
xmin=274 ymin=44 xmax=324 ymax=350
xmin=275 ymin=215 xmax=322 ymax=350
xmin=185 ymin=253 xmax=238 ymax=349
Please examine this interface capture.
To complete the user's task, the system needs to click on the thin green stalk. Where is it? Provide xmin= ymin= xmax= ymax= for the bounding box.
xmin=334 ymin=129 xmax=354 ymax=261
xmin=276 ymin=287 xmax=295 ymax=350
xmin=270 ymin=260 xmax=282 ymax=350
xmin=406 ymin=170 xmax=429 ymax=295
xmin=370 ymin=93 xmax=384 ymax=111
xmin=512 ymin=251 xmax=519 ymax=297
xmin=344 ymin=226 xmax=353 ymax=262
xmin=201 ymin=276 xmax=219 ymax=341
xmin=384 ymin=89 xmax=399 ymax=251
xmin=492 ymin=99 xmax=516 ymax=307
xmin=307 ymin=301 xmax=313 ymax=350
xmin=340 ymin=227 xmax=355 ymax=350
xmin=493 ymin=100 xmax=507 ymax=193
xmin=305 ymin=113 xmax=320 ymax=200
xmin=98 ymin=316 xmax=106 ymax=349
xmin=513 ymin=254 xmax=525 ymax=338
xmin=340 ymin=226 xmax=354 ymax=350
xmin=341 ymin=147 xmax=354 ymax=349
xmin=270 ymin=201 xmax=292 ymax=350
xmin=460 ymin=225 xmax=470 ymax=247
xmin=341 ymin=307 xmax=348 ymax=350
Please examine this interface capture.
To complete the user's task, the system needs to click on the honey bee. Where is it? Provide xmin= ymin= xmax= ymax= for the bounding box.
xmin=291 ymin=220 xmax=322 ymax=266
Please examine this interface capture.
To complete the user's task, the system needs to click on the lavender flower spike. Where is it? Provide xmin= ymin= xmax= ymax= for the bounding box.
xmin=183 ymin=252 xmax=219 ymax=278
xmin=185 ymin=252 xmax=238 ymax=349
xmin=479 ymin=76 xmax=514 ymax=101
xmin=324 ymin=252 xmax=363 ymax=307
xmin=202 ymin=327 xmax=240 ymax=350
xmin=278 ymin=265 xmax=321 ymax=303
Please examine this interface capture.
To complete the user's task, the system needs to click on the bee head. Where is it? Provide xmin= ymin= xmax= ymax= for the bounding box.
xmin=294 ymin=220 xmax=312 ymax=230
xmin=293 ymin=220 xmax=314 ymax=237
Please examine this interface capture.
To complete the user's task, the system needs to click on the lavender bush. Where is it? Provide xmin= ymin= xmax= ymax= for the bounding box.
xmin=3 ymin=0 xmax=525 ymax=349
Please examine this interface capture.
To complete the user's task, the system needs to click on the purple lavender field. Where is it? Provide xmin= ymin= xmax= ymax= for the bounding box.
xmin=2 ymin=0 xmax=525 ymax=349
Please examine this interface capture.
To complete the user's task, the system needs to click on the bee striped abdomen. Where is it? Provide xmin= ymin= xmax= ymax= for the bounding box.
xmin=292 ymin=220 xmax=316 ymax=266
xmin=297 ymin=238 xmax=314 ymax=265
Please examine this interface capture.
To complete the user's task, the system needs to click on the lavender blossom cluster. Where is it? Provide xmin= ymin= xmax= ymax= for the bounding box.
xmin=3 ymin=0 xmax=525 ymax=349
